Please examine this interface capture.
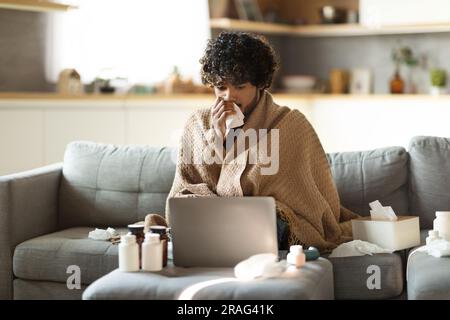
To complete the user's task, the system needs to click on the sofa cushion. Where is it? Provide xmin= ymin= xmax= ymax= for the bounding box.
xmin=327 ymin=253 xmax=404 ymax=300
xmin=327 ymin=146 xmax=409 ymax=216
xmin=14 ymin=279 xmax=86 ymax=300
xmin=59 ymin=141 xmax=177 ymax=228
xmin=407 ymin=250 xmax=450 ymax=299
xmin=408 ymin=136 xmax=450 ymax=229
xmin=13 ymin=227 xmax=125 ymax=285
xmin=82 ymin=258 xmax=334 ymax=300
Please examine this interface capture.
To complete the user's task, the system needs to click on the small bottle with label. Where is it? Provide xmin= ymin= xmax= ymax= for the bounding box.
xmin=118 ymin=234 xmax=139 ymax=272
xmin=142 ymin=233 xmax=163 ymax=271
xmin=128 ymin=224 xmax=145 ymax=268
xmin=287 ymin=245 xmax=306 ymax=268
xmin=150 ymin=226 xmax=169 ymax=267
xmin=426 ymin=230 xmax=441 ymax=245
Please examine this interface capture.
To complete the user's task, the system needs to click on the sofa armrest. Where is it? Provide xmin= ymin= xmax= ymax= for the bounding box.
xmin=0 ymin=163 xmax=62 ymax=299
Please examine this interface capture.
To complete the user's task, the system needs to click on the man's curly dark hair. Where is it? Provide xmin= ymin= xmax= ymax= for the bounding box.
xmin=200 ymin=31 xmax=279 ymax=89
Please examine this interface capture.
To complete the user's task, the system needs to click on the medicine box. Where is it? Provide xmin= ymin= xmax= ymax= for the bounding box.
xmin=351 ymin=216 xmax=420 ymax=251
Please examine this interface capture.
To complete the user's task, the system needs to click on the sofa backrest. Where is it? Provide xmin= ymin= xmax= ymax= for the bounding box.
xmin=408 ymin=136 xmax=450 ymax=229
xmin=58 ymin=141 xmax=176 ymax=228
xmin=327 ymin=146 xmax=409 ymax=217
xmin=58 ymin=141 xmax=414 ymax=228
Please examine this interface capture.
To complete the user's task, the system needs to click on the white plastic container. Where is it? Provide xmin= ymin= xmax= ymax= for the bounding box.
xmin=352 ymin=216 xmax=420 ymax=251
xmin=287 ymin=245 xmax=306 ymax=268
xmin=433 ymin=211 xmax=450 ymax=241
xmin=142 ymin=233 xmax=163 ymax=271
xmin=118 ymin=234 xmax=139 ymax=272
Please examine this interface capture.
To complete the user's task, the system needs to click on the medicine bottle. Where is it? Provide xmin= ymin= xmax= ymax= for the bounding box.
xmin=433 ymin=211 xmax=450 ymax=241
xmin=128 ymin=224 xmax=145 ymax=267
xmin=142 ymin=233 xmax=163 ymax=271
xmin=118 ymin=234 xmax=139 ymax=272
xmin=287 ymin=245 xmax=306 ymax=268
xmin=150 ymin=226 xmax=169 ymax=267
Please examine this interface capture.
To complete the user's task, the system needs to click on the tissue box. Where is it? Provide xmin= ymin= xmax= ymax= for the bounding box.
xmin=351 ymin=216 xmax=420 ymax=251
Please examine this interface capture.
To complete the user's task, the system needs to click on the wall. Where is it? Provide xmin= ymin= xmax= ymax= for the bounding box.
xmin=0 ymin=9 xmax=53 ymax=92
xmin=281 ymin=33 xmax=450 ymax=94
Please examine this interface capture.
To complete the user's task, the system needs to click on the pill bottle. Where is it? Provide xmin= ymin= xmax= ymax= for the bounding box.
xmin=142 ymin=233 xmax=163 ymax=272
xmin=433 ymin=211 xmax=450 ymax=241
xmin=150 ymin=225 xmax=169 ymax=267
xmin=128 ymin=224 xmax=145 ymax=267
xmin=118 ymin=234 xmax=139 ymax=272
xmin=287 ymin=245 xmax=306 ymax=268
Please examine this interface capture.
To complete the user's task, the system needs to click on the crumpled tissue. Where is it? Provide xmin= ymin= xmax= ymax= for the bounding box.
xmin=369 ymin=200 xmax=398 ymax=221
xmin=329 ymin=240 xmax=394 ymax=258
xmin=225 ymin=102 xmax=245 ymax=136
xmin=234 ymin=253 xmax=287 ymax=280
xmin=413 ymin=239 xmax=450 ymax=258
xmin=88 ymin=227 xmax=118 ymax=241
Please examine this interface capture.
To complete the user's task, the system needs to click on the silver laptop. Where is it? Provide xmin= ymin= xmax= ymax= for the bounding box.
xmin=168 ymin=197 xmax=278 ymax=267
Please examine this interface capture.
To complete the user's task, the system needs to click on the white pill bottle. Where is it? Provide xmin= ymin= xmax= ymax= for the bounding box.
xmin=433 ymin=211 xmax=450 ymax=241
xmin=118 ymin=234 xmax=139 ymax=272
xmin=142 ymin=233 xmax=163 ymax=272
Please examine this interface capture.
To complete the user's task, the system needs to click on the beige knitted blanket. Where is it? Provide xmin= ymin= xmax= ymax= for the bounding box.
xmin=166 ymin=90 xmax=359 ymax=252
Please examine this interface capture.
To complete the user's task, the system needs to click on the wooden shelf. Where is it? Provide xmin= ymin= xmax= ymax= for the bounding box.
xmin=210 ymin=18 xmax=450 ymax=37
xmin=2 ymin=92 xmax=450 ymax=102
xmin=210 ymin=18 xmax=293 ymax=35
xmin=0 ymin=0 xmax=76 ymax=12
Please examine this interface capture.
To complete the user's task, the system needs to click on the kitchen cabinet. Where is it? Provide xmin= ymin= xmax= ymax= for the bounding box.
xmin=3 ymin=93 xmax=450 ymax=175
xmin=0 ymin=94 xmax=312 ymax=175
xmin=44 ymin=109 xmax=126 ymax=164
xmin=0 ymin=110 xmax=44 ymax=175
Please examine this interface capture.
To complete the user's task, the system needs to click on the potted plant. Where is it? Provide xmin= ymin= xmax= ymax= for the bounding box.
xmin=430 ymin=69 xmax=447 ymax=95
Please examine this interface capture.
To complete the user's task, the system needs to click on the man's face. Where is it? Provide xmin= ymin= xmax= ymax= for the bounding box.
xmin=214 ymin=82 xmax=259 ymax=115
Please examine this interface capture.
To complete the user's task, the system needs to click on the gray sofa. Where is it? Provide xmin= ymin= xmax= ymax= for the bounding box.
xmin=1 ymin=136 xmax=449 ymax=300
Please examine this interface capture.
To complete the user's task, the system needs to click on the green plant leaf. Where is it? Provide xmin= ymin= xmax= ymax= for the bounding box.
xmin=430 ymin=69 xmax=447 ymax=87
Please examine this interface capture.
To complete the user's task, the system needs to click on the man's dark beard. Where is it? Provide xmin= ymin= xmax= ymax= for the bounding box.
xmin=243 ymin=89 xmax=262 ymax=117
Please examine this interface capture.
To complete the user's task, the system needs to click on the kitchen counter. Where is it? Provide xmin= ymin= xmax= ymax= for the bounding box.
xmin=2 ymin=92 xmax=450 ymax=101
xmin=1 ymin=92 xmax=450 ymax=176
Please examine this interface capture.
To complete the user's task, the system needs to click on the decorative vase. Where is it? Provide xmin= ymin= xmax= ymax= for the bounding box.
xmin=390 ymin=69 xmax=404 ymax=94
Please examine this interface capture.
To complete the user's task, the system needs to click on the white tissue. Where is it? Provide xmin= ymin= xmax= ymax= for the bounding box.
xmin=407 ymin=238 xmax=450 ymax=281
xmin=328 ymin=240 xmax=394 ymax=258
xmin=88 ymin=227 xmax=118 ymax=241
xmin=369 ymin=200 xmax=398 ymax=221
xmin=225 ymin=103 xmax=245 ymax=136
xmin=234 ymin=253 xmax=287 ymax=280
xmin=417 ymin=239 xmax=450 ymax=258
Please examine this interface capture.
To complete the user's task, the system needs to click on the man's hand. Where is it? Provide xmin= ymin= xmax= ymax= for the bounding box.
xmin=211 ymin=97 xmax=235 ymax=140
